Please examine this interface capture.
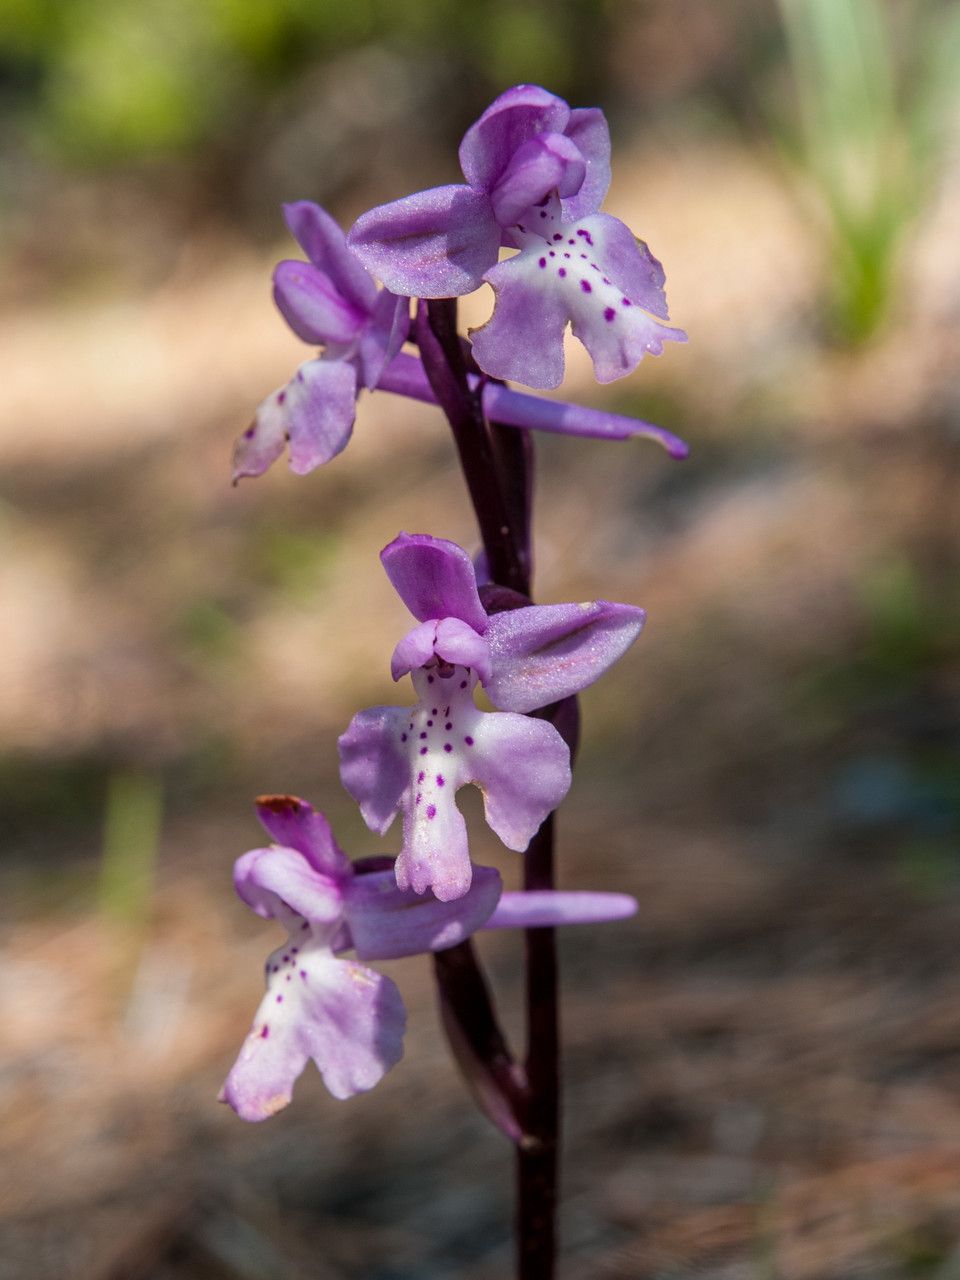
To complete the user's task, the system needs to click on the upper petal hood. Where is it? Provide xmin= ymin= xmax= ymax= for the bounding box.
xmin=255 ymin=795 xmax=350 ymax=879
xmin=381 ymin=533 xmax=489 ymax=634
xmin=458 ymin=85 xmax=570 ymax=192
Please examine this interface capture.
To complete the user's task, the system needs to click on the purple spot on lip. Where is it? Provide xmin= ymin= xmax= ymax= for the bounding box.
xmin=445 ymin=722 xmax=452 ymax=730
xmin=243 ymin=426 xmax=255 ymax=439
xmin=558 ymin=268 xmax=566 ymax=277
xmin=276 ymin=995 xmax=284 ymax=1004
xmin=604 ymin=307 xmax=616 ymax=322
xmin=277 ymin=391 xmax=286 ymax=405
xmin=548 ymin=251 xmax=556 ymax=258
xmin=416 ymin=793 xmax=421 ymax=804
xmin=401 ymin=733 xmax=407 ymax=742
xmin=419 ymin=746 xmax=428 ymax=755
xmin=540 ymin=210 xmax=548 ymax=218
xmin=580 ymin=253 xmax=588 ymax=259
xmin=419 ymin=732 xmax=427 ymax=740
xmin=576 ymin=228 xmax=595 ymax=246
xmin=460 ymin=680 xmax=467 ymax=688
xmin=621 ymin=298 xmax=632 ymax=307
xmin=300 ymin=970 xmax=307 ymax=979
xmin=538 ymin=257 xmax=546 ymax=268
xmin=568 ymin=239 xmax=575 ymax=245
xmin=301 ymin=921 xmax=308 ymax=931
xmin=581 ymin=280 xmax=592 ymax=292
xmin=427 ymin=719 xmax=433 ymax=726
xmin=260 ymin=1025 xmax=270 ymax=1038
xmin=427 ymin=675 xmax=434 ymax=684
xmin=417 ymin=770 xmax=425 ymax=782
xmin=436 ymin=774 xmax=445 ymax=786
xmin=552 ymin=233 xmax=562 ymax=241
xmin=444 ymin=743 xmax=453 ymax=752
xmin=432 ymin=708 xmax=438 ymax=715
xmin=427 ymin=805 xmax=437 ymax=819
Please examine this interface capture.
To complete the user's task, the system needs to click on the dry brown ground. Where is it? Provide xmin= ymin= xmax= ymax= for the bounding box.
xmin=2 ymin=136 xmax=960 ymax=1278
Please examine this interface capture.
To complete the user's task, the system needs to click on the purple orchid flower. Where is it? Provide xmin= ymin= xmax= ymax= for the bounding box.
xmin=221 ymin=796 xmax=636 ymax=1120
xmin=232 ymin=201 xmax=409 ymax=481
xmin=338 ymin=533 xmax=646 ymax=902
xmin=348 ymin=84 xmax=686 ymax=390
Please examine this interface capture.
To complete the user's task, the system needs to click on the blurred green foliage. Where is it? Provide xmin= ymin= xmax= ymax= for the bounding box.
xmin=0 ymin=0 xmax=597 ymax=163
xmin=98 ymin=770 xmax=163 ymax=928
xmin=777 ymin=0 xmax=960 ymax=344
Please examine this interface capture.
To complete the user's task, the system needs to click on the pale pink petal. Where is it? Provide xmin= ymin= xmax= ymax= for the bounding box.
xmin=220 ymin=945 xmax=405 ymax=1117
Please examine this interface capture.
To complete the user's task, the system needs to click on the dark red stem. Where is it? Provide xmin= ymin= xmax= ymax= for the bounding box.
xmin=418 ymin=297 xmax=560 ymax=1279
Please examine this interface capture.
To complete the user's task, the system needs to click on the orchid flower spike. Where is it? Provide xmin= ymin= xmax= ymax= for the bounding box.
xmin=221 ymin=796 xmax=637 ymax=1120
xmin=338 ymin=533 xmax=646 ymax=902
xmin=233 ymin=202 xmax=409 ymax=481
xmin=348 ymin=84 xmax=686 ymax=390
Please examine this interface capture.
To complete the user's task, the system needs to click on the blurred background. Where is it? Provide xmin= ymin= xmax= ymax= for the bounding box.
xmin=2 ymin=1 xmax=960 ymax=1276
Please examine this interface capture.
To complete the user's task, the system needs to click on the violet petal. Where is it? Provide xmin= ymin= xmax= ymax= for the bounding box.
xmin=338 ymin=706 xmax=411 ymax=835
xmin=284 ymin=358 xmax=358 ymax=474
xmin=390 ymin=620 xmax=439 ymax=682
xmin=490 ymin=132 xmax=586 ymax=228
xmin=485 ymin=890 xmax=637 ymax=929
xmin=255 ymin=795 xmax=350 ymax=879
xmin=380 ymin=533 xmax=489 ymax=634
xmin=357 ymin=290 xmax=410 ymax=391
xmin=472 ymin=212 xmax=685 ymax=389
xmin=344 ymin=865 xmax=502 ymax=959
xmin=282 ymin=200 xmax=377 ymax=314
xmin=559 ymin=107 xmax=611 ymax=222
xmin=484 ymin=601 xmax=646 ymax=713
xmin=470 ymin=258 xmax=570 ymax=390
xmin=469 ymin=711 xmax=571 ymax=851
xmin=434 ymin=617 xmax=492 ymax=682
xmin=348 ymin=185 xmax=500 ymax=298
xmin=272 ymin=259 xmax=366 ymax=347
xmin=458 ymin=85 xmax=570 ymax=192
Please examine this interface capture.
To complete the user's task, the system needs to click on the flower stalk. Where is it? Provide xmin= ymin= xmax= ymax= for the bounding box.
xmin=416 ymin=299 xmax=562 ymax=1275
